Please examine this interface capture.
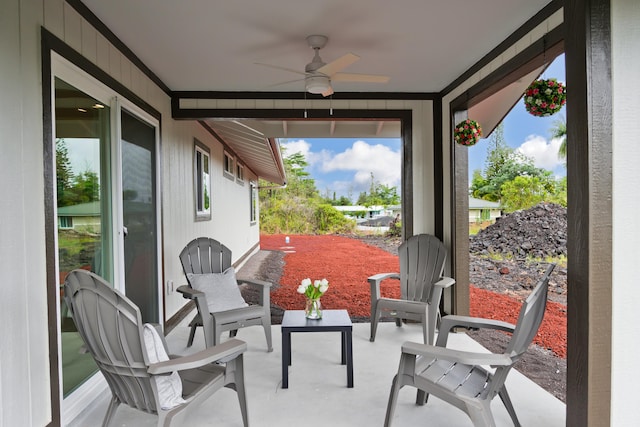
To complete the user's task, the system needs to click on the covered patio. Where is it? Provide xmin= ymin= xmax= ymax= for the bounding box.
xmin=3 ymin=0 xmax=639 ymax=426
xmin=69 ymin=320 xmax=565 ymax=426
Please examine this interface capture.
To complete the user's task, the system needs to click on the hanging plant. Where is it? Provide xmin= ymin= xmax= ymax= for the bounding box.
xmin=524 ymin=78 xmax=566 ymax=117
xmin=454 ymin=119 xmax=483 ymax=146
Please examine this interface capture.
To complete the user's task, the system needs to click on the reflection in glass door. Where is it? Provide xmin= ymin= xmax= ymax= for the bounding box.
xmin=121 ymin=110 xmax=159 ymax=323
xmin=54 ymin=77 xmax=111 ymax=397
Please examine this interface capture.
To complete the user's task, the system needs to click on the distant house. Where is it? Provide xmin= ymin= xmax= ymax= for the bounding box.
xmin=468 ymin=197 xmax=502 ymax=224
xmin=333 ymin=205 xmax=400 ymax=221
xmin=57 ymin=201 xmax=101 ymax=233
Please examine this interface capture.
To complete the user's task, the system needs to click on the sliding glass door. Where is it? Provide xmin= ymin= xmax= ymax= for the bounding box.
xmin=55 ymin=77 xmax=111 ymax=397
xmin=53 ymin=63 xmax=161 ymax=407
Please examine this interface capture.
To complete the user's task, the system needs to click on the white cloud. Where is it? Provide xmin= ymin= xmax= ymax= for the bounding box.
xmin=280 ymin=139 xmax=312 ymax=160
xmin=516 ymin=135 xmax=564 ymax=170
xmin=322 ymin=140 xmax=401 ymax=188
xmin=280 ymin=138 xmax=401 ymax=201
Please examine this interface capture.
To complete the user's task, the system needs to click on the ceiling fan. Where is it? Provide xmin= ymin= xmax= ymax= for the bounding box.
xmin=257 ymin=35 xmax=390 ymax=96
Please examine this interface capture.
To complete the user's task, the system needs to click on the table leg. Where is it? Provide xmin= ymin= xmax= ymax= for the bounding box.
xmin=345 ymin=329 xmax=353 ymax=387
xmin=282 ymin=329 xmax=291 ymax=388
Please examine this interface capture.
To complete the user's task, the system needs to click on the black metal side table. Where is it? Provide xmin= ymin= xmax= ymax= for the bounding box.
xmin=281 ymin=309 xmax=354 ymax=388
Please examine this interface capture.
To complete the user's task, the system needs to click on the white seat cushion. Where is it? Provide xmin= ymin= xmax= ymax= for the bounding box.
xmin=187 ymin=267 xmax=248 ymax=313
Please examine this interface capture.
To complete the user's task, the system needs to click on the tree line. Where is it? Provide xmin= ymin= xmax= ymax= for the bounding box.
xmin=470 ymin=123 xmax=567 ymax=213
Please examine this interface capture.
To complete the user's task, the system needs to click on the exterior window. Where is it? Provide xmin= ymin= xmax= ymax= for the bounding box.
xmin=223 ymin=151 xmax=234 ymax=179
xmin=236 ymin=163 xmax=245 ymax=184
xmin=250 ymin=181 xmax=258 ymax=224
xmin=194 ymin=140 xmax=211 ymax=220
xmin=59 ymin=216 xmax=73 ymax=229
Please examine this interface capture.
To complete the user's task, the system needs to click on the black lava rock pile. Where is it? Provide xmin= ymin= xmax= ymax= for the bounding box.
xmin=470 ymin=202 xmax=567 ymax=259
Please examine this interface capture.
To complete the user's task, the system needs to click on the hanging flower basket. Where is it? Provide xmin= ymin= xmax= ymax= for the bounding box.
xmin=524 ymin=78 xmax=566 ymax=117
xmin=454 ymin=119 xmax=483 ymax=146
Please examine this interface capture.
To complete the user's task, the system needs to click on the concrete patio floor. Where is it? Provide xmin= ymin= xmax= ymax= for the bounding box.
xmin=68 ymin=320 xmax=566 ymax=426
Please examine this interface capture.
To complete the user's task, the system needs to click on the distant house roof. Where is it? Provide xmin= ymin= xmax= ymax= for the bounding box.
xmin=57 ymin=201 xmax=100 ymax=216
xmin=333 ymin=205 xmax=386 ymax=212
xmin=469 ymin=197 xmax=501 ymax=209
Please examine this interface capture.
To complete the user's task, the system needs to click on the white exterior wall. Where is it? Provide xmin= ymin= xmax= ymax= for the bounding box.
xmin=1 ymin=1 xmax=50 ymax=425
xmin=0 ymin=1 xmax=261 ymax=424
xmin=610 ymin=0 xmax=640 ymax=425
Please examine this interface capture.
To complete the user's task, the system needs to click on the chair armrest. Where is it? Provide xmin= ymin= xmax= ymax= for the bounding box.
xmin=368 ymin=273 xmax=400 ymax=301
xmin=434 ymin=276 xmax=455 ymax=289
xmin=436 ymin=314 xmax=515 ymax=347
xmin=401 ymin=341 xmax=512 ymax=367
xmin=148 ymin=338 xmax=247 ymax=374
xmin=236 ymin=276 xmax=272 ymax=308
xmin=440 ymin=315 xmax=515 ymax=334
xmin=368 ymin=272 xmax=400 ymax=284
xmin=236 ymin=277 xmax=272 ymax=289
xmin=176 ymin=285 xmax=204 ymax=300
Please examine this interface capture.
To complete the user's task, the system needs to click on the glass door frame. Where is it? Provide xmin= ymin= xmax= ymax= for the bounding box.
xmin=51 ymin=53 xmax=163 ymax=423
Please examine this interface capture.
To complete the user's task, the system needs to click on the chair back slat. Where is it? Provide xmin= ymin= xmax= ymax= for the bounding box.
xmin=180 ymin=237 xmax=233 ymax=276
xmin=398 ymin=234 xmax=447 ymax=303
xmin=486 ymin=263 xmax=555 ymax=398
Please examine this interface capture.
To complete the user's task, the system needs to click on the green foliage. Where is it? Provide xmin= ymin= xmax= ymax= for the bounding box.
xmin=470 ymin=123 xmax=566 ymax=210
xmin=259 ymin=150 xmax=355 ymax=234
xmin=314 ymin=203 xmax=355 ymax=233
xmin=56 ymin=139 xmax=101 ymax=207
xmin=500 ymin=175 xmax=552 ymax=212
xmin=550 ymin=117 xmax=567 ymax=160
xmin=386 ymin=218 xmax=402 ymax=237
xmin=470 ymin=125 xmax=548 ymax=203
xmin=356 ymin=173 xmax=400 ymax=206
xmin=323 ymin=194 xmax=353 ymax=206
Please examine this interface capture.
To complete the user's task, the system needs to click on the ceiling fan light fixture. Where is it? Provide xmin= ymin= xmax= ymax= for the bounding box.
xmin=305 ymin=75 xmax=331 ymax=94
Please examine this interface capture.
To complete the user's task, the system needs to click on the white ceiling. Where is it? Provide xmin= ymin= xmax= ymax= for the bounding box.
xmin=81 ymin=0 xmax=551 ymax=94
xmin=79 ymin=0 xmax=553 ymax=184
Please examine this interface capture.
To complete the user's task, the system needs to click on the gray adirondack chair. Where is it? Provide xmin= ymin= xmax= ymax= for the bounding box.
xmin=384 ymin=263 xmax=556 ymax=427
xmin=178 ymin=237 xmax=273 ymax=351
xmin=368 ymin=234 xmax=455 ymax=345
xmin=63 ymin=269 xmax=249 ymax=427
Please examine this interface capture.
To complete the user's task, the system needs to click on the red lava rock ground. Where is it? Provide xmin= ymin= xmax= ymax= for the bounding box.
xmin=253 ymin=233 xmax=567 ymax=402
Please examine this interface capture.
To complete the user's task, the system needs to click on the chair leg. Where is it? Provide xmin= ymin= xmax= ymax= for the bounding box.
xmin=370 ymin=308 xmax=381 ymax=342
xmin=187 ymin=325 xmax=197 ymax=347
xmin=384 ymin=375 xmax=402 ymax=427
xmin=262 ymin=317 xmax=273 ymax=352
xmin=416 ymin=389 xmax=430 ymax=406
xmin=235 ymin=355 xmax=249 ymax=427
xmin=498 ymin=386 xmax=521 ymax=427
xmin=101 ymin=395 xmax=120 ymax=427
xmin=466 ymin=401 xmax=496 ymax=427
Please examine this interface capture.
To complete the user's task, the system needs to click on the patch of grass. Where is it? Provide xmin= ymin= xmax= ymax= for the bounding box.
xmin=475 ymin=250 xmax=567 ymax=268
xmin=58 ymin=230 xmax=99 ymax=256
xmin=526 ymin=254 xmax=568 ymax=268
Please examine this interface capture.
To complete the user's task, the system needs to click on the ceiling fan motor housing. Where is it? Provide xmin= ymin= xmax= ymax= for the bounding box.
xmin=306 ymin=75 xmax=330 ymax=94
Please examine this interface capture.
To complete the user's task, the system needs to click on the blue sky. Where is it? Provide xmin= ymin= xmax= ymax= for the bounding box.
xmin=280 ymin=55 xmax=566 ymax=202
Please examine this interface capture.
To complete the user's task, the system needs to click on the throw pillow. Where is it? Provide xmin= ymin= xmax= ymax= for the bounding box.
xmin=187 ymin=267 xmax=248 ymax=313
xmin=142 ymin=324 xmax=187 ymax=410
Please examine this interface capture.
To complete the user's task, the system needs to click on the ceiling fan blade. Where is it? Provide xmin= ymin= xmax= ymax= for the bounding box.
xmin=331 ymin=72 xmax=390 ymax=83
xmin=321 ymin=85 xmax=334 ymax=97
xmin=316 ymin=53 xmax=360 ymax=77
xmin=254 ymin=62 xmax=306 ymax=76
xmin=265 ymin=78 xmax=305 ymax=88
